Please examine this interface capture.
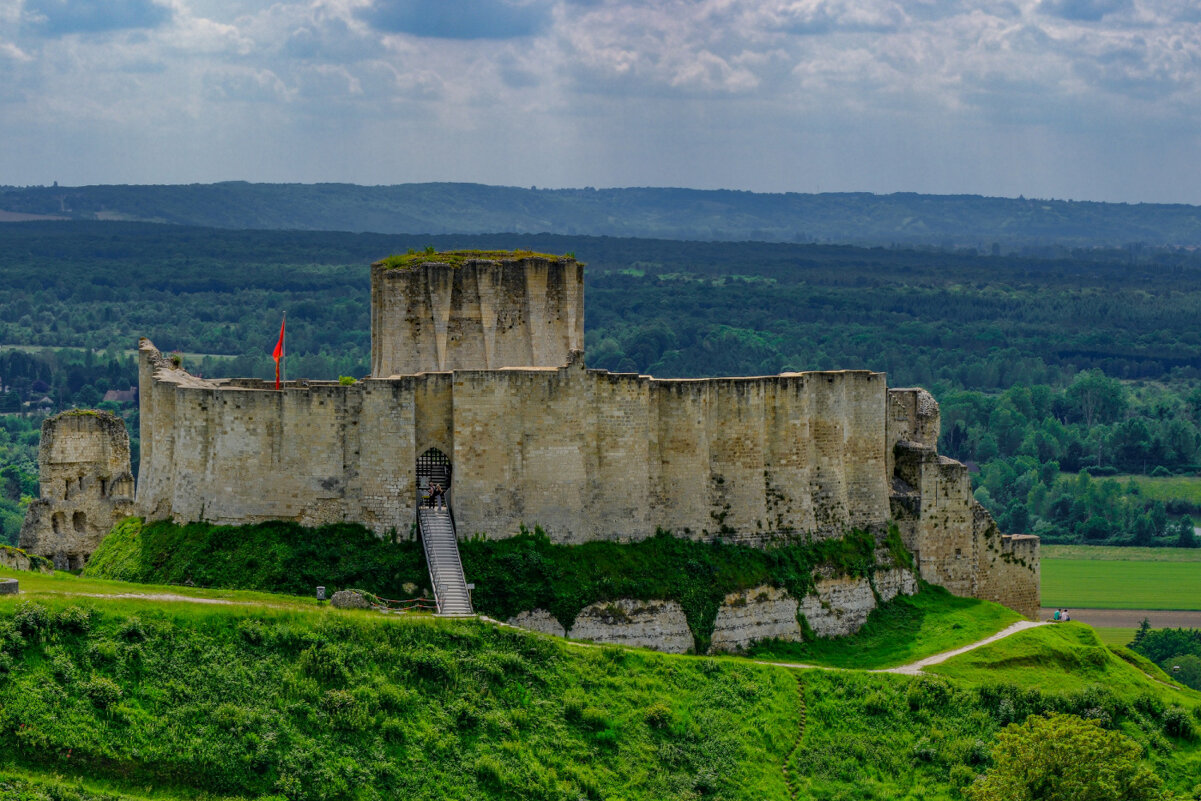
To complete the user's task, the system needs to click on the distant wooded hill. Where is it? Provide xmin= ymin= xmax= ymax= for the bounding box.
xmin=4 ymin=182 xmax=1201 ymax=249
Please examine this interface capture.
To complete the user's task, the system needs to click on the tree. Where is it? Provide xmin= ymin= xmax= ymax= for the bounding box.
xmin=1065 ymin=370 xmax=1128 ymax=428
xmin=966 ymin=713 xmax=1164 ymax=801
xmin=1178 ymin=515 xmax=1198 ymax=548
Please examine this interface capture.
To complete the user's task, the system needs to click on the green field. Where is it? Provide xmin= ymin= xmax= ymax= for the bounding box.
xmin=1041 ymin=558 xmax=1201 ymax=610
xmin=1042 ymin=544 xmax=1201 ymax=561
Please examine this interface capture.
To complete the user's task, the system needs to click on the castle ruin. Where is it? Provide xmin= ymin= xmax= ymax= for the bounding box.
xmin=128 ymin=250 xmax=1039 ymax=619
xmin=20 ymin=410 xmax=135 ymax=570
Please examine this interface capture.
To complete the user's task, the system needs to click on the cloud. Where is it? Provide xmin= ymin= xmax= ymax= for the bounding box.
xmin=0 ymin=41 xmax=33 ymax=62
xmin=23 ymin=0 xmax=173 ymax=37
xmin=357 ymin=0 xmax=550 ymax=40
xmin=772 ymin=0 xmax=909 ymax=36
xmin=1038 ymin=0 xmax=1132 ymax=22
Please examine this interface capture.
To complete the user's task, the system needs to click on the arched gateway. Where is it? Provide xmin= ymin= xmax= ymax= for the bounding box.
xmin=416 ymin=448 xmax=451 ymax=508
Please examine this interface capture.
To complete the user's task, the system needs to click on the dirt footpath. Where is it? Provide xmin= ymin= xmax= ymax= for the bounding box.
xmin=1039 ymin=608 xmax=1201 ymax=628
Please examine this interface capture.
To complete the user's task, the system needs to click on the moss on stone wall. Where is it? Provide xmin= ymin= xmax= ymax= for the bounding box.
xmin=374 ymin=249 xmax=571 ymax=270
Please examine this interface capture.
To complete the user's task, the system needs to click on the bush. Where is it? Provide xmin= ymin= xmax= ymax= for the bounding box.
xmin=966 ymin=713 xmax=1164 ymax=801
xmin=1163 ymin=706 xmax=1196 ymax=740
xmin=13 ymin=601 xmax=49 ymax=640
xmin=83 ymin=675 xmax=123 ymax=709
xmin=644 ymin=702 xmax=672 ymax=729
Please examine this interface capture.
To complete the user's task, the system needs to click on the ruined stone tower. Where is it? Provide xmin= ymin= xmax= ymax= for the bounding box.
xmin=20 ymin=410 xmax=135 ymax=570
xmin=370 ymin=252 xmax=584 ymax=376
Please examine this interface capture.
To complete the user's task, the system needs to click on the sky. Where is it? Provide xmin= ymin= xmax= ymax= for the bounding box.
xmin=1 ymin=0 xmax=1200 ymax=203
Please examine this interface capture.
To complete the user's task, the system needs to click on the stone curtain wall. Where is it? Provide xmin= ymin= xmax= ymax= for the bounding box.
xmin=370 ymin=257 xmax=585 ymax=377
xmin=451 ymin=363 xmax=888 ymax=545
xmin=138 ymin=340 xmax=888 ymax=546
xmin=135 ymin=341 xmax=1039 ymax=617
xmin=20 ymin=411 xmax=135 ymax=569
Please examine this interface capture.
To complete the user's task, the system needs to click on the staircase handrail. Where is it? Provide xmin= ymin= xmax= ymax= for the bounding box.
xmin=446 ymin=506 xmax=473 ymax=612
xmin=417 ymin=508 xmax=445 ymax=614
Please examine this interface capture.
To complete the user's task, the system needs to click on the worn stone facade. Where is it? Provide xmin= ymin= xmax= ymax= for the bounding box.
xmin=888 ymin=392 xmax=1041 ymax=618
xmin=128 ymin=251 xmax=1038 ymax=618
xmin=371 ymin=255 xmax=584 ymax=376
xmin=20 ymin=411 xmax=135 ymax=570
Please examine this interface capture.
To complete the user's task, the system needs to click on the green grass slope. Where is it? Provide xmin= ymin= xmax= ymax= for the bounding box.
xmin=0 ymin=593 xmax=797 ymax=801
xmin=929 ymin=623 xmax=1198 ymax=701
xmin=2 ymin=573 xmax=1199 ymax=801
xmin=747 ymin=584 xmax=1020 ymax=669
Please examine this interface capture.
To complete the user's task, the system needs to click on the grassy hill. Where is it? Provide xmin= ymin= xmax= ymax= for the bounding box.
xmin=1 ymin=569 xmax=1199 ymax=801
xmin=5 ymin=182 xmax=1201 ymax=248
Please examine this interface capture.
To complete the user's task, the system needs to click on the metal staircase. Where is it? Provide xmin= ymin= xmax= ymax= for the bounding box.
xmin=417 ymin=506 xmax=473 ymax=616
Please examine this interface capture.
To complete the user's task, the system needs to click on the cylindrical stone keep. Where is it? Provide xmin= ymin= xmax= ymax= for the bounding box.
xmin=370 ymin=252 xmax=584 ymax=376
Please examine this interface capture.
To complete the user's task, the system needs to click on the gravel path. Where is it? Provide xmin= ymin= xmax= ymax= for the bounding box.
xmin=757 ymin=620 xmax=1050 ymax=674
xmin=884 ymin=621 xmax=1048 ymax=674
xmin=1039 ymin=607 xmax=1201 ymax=628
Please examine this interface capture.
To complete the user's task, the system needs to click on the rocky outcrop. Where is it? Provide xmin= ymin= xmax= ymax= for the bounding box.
xmin=568 ymin=600 xmax=693 ymax=653
xmin=801 ymin=573 xmax=878 ymax=638
xmin=507 ymin=609 xmax=567 ymax=638
xmin=873 ymin=567 xmax=918 ymax=602
xmin=504 ymin=564 xmax=923 ymax=652
xmin=0 ymin=544 xmax=53 ymax=573
xmin=20 ymin=410 xmax=135 ymax=570
xmin=710 ymin=585 xmax=802 ymax=652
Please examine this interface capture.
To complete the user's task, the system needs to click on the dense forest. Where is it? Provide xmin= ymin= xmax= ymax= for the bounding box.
xmin=3 ymin=221 xmax=1201 ymax=548
xmin=6 ymin=182 xmax=1201 ymax=249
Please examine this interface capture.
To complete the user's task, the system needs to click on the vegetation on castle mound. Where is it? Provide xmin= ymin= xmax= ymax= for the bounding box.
xmin=0 ymin=579 xmax=1198 ymax=801
xmin=87 ymin=518 xmax=924 ymax=653
xmin=375 ymin=248 xmax=569 ymax=270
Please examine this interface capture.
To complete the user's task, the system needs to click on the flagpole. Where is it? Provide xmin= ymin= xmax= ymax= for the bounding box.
xmin=281 ymin=311 xmax=286 ymax=387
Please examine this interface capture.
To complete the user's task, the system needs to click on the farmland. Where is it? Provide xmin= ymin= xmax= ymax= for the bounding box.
xmin=1041 ymin=545 xmax=1201 ymax=610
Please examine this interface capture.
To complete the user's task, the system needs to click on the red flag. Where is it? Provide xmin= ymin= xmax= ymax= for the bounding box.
xmin=272 ymin=315 xmax=285 ymax=389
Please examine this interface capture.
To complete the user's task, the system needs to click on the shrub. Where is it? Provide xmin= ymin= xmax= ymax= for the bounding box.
xmin=966 ymin=714 xmax=1164 ymax=801
xmin=644 ymin=702 xmax=672 ymax=729
xmin=321 ymin=689 xmax=369 ymax=731
xmin=117 ymin=616 xmax=147 ymax=642
xmin=54 ymin=606 xmax=91 ymax=634
xmin=13 ymin=601 xmax=50 ymax=639
xmin=1163 ymin=706 xmax=1196 ymax=740
xmin=83 ymin=675 xmax=123 ymax=709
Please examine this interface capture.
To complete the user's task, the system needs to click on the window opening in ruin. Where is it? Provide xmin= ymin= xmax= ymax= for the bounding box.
xmin=100 ymin=478 xmax=107 ymax=497
xmin=51 ymin=512 xmax=64 ymax=536
xmin=73 ymin=511 xmax=87 ymax=533
xmin=416 ymin=448 xmax=451 ymax=507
